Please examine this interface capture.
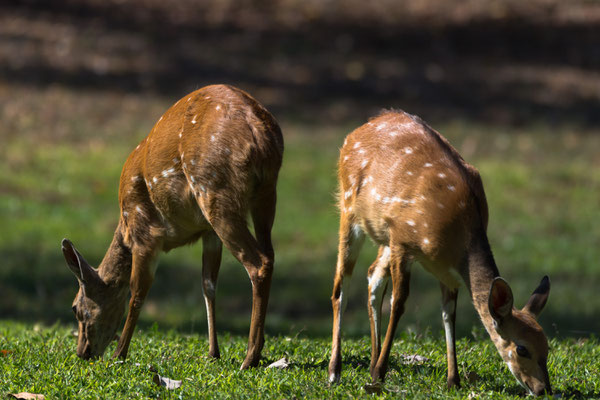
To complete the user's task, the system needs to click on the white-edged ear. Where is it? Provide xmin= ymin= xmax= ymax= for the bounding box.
xmin=62 ymin=238 xmax=103 ymax=287
xmin=488 ymin=277 xmax=514 ymax=324
xmin=522 ymin=275 xmax=550 ymax=317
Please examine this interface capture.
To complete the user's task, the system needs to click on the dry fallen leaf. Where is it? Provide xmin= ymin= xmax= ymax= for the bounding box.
xmin=267 ymin=357 xmax=290 ymax=369
xmin=1 ymin=349 xmax=13 ymax=356
xmin=400 ymin=354 xmax=430 ymax=364
xmin=153 ymin=373 xmax=182 ymax=389
xmin=9 ymin=393 xmax=45 ymax=400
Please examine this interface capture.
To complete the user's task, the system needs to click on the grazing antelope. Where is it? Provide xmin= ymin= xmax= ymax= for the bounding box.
xmin=62 ymin=84 xmax=283 ymax=369
xmin=328 ymin=111 xmax=552 ymax=395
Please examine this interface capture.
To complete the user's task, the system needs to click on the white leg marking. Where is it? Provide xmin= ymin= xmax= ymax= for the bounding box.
xmin=442 ymin=299 xmax=455 ymax=351
xmin=369 ymin=247 xmax=391 ymax=344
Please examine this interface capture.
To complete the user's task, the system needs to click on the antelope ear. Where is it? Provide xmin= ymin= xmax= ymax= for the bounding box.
xmin=62 ymin=238 xmax=102 ymax=287
xmin=522 ymin=275 xmax=550 ymax=317
xmin=488 ymin=277 xmax=514 ymax=324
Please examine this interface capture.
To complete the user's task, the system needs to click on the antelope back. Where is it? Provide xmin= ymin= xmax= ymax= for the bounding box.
xmin=338 ymin=111 xmax=488 ymax=288
xmin=118 ymin=84 xmax=283 ymax=250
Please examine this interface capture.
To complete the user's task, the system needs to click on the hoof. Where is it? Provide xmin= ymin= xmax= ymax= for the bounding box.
xmin=328 ymin=372 xmax=341 ymax=385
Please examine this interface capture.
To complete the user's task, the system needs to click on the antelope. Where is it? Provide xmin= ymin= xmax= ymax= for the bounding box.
xmin=62 ymin=84 xmax=283 ymax=369
xmin=328 ymin=111 xmax=552 ymax=395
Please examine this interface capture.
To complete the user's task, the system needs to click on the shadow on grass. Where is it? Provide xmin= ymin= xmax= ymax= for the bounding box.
xmin=1 ymin=245 xmax=598 ymax=339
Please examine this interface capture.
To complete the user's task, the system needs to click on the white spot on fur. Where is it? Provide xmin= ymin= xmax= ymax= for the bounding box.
xmin=344 ymin=189 xmax=353 ymax=200
xmin=152 ymin=176 xmax=158 ymax=184
xmin=438 ymin=172 xmax=446 ymax=178
xmin=187 ymin=96 xmax=191 ymax=102
xmin=447 ymin=185 xmax=456 ymax=191
xmin=215 ymin=105 xmax=221 ymax=111
xmin=179 ymin=132 xmax=182 ymax=138
xmin=131 ymin=175 xmax=140 ymax=182
xmin=406 ymin=171 xmax=413 ymax=176
xmin=191 ymin=115 xmax=197 ymax=124
xmin=353 ymin=142 xmax=361 ymax=149
xmin=406 ymin=220 xmax=416 ymax=226
xmin=173 ymin=157 xmax=180 ymax=164
xmin=437 ymin=202 xmax=445 ymax=209
xmin=191 ymin=175 xmax=196 ymax=183
xmin=376 ymin=122 xmax=387 ymax=131
xmin=162 ymin=168 xmax=175 ymax=177
xmin=135 ymin=205 xmax=143 ymax=214
xmin=191 ymin=159 xmax=196 ymax=166
xmin=211 ymin=135 xmax=216 ymax=142
xmin=360 ymin=160 xmax=368 ymax=168
xmin=357 ymin=149 xmax=365 ymax=155
xmin=423 ymin=238 xmax=430 ymax=244
xmin=424 ymin=162 xmax=433 ymax=167
xmin=404 ymin=147 xmax=413 ymax=154
xmin=123 ymin=211 xmax=129 ymax=217
xmin=135 ymin=144 xmax=140 ymax=150
xmin=343 ymin=155 xmax=349 ymax=162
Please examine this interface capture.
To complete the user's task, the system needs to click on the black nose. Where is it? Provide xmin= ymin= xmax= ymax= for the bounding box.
xmin=77 ymin=346 xmax=92 ymax=360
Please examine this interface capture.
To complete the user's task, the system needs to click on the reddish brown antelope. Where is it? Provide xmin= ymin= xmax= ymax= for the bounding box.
xmin=328 ymin=111 xmax=551 ymax=395
xmin=62 ymin=84 xmax=283 ymax=369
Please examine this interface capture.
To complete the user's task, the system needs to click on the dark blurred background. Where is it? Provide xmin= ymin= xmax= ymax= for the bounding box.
xmin=2 ymin=0 xmax=599 ymax=126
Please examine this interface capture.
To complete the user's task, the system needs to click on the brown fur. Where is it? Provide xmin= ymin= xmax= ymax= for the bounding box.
xmin=63 ymin=84 xmax=283 ymax=369
xmin=328 ymin=111 xmax=551 ymax=395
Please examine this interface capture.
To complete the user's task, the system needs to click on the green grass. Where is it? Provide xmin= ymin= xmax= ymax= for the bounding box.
xmin=1 ymin=322 xmax=598 ymax=399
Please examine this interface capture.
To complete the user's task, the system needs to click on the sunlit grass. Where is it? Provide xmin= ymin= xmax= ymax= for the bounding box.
xmin=1 ymin=322 xmax=598 ymax=399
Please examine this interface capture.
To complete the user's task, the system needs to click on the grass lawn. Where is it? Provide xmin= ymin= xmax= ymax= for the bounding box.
xmin=1 ymin=85 xmax=599 ymax=398
xmin=1 ymin=322 xmax=598 ymax=399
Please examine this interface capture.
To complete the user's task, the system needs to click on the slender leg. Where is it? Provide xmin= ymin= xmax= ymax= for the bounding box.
xmin=441 ymin=283 xmax=460 ymax=389
xmin=198 ymin=187 xmax=274 ymax=370
xmin=251 ymin=186 xmax=276 ymax=262
xmin=202 ymin=231 xmax=223 ymax=359
xmin=328 ymin=217 xmax=365 ymax=383
xmin=367 ymin=246 xmax=391 ymax=376
xmin=371 ymin=243 xmax=411 ymax=383
xmin=113 ymin=246 xmax=159 ymax=359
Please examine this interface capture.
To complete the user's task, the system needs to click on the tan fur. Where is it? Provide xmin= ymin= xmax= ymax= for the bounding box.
xmin=63 ymin=84 xmax=283 ymax=369
xmin=328 ymin=111 xmax=551 ymax=395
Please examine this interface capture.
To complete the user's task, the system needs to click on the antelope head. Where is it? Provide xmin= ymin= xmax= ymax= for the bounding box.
xmin=488 ymin=276 xmax=552 ymax=396
xmin=62 ymin=239 xmax=126 ymax=359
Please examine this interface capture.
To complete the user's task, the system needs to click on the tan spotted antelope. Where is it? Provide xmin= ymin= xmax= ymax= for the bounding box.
xmin=62 ymin=84 xmax=283 ymax=369
xmin=328 ymin=111 xmax=552 ymax=395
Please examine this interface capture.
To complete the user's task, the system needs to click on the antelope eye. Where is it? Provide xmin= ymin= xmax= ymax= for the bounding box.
xmin=516 ymin=345 xmax=531 ymax=359
xmin=72 ymin=305 xmax=77 ymax=315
